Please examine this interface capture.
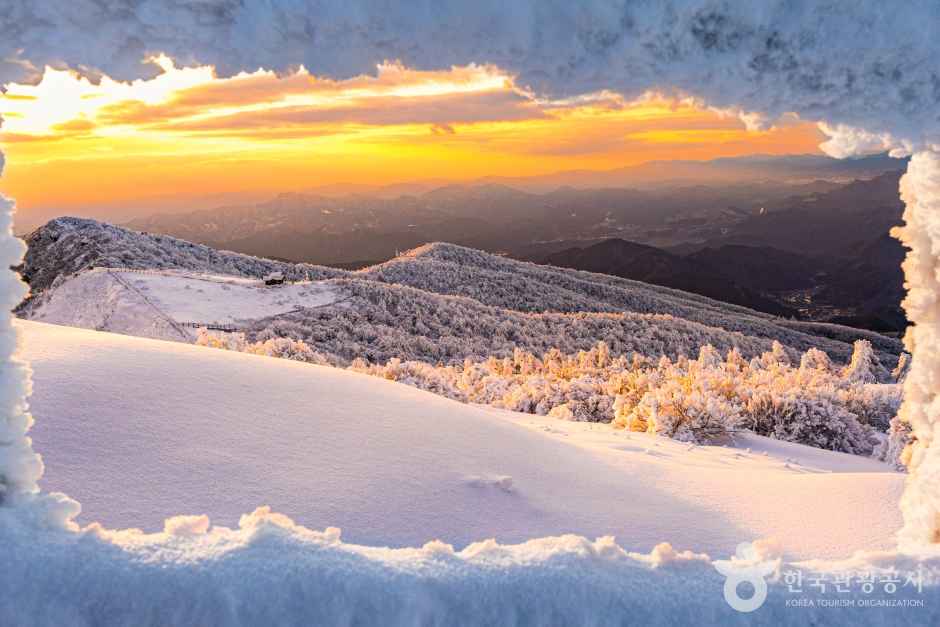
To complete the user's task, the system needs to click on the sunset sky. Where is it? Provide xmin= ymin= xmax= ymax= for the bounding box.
xmin=0 ymin=56 xmax=825 ymax=227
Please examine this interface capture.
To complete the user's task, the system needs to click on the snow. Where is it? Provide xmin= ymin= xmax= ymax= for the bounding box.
xmin=21 ymin=319 xmax=902 ymax=561
xmin=29 ymin=268 xmax=342 ymax=340
xmin=12 ymin=500 xmax=938 ymax=627
xmin=0 ymin=195 xmax=42 ymax=500
xmin=22 ymin=220 xmax=904 ymax=369
xmin=121 ymin=270 xmax=339 ymax=324
xmin=1 ymin=319 xmax=937 ymax=625
xmin=4 ymin=2 xmax=940 ymax=620
xmin=896 ymin=152 xmax=940 ymax=549
xmin=3 ymin=505 xmax=937 ymax=627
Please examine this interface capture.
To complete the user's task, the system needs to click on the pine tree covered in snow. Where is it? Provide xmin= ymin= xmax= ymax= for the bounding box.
xmin=841 ymin=339 xmax=884 ymax=384
xmin=877 ymin=415 xmax=915 ymax=471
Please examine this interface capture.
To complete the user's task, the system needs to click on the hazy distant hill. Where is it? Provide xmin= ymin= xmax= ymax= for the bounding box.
xmin=124 ymin=153 xmax=905 ymax=266
xmin=684 ymin=245 xmax=819 ymax=292
xmin=120 ymin=179 xmax=851 ymax=265
xmin=477 ymin=152 xmax=906 ymax=192
xmin=818 ymin=234 xmax=907 ymax=332
xmin=697 ymin=171 xmax=904 ymax=256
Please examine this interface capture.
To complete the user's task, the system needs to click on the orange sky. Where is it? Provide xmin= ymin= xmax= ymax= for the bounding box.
xmin=0 ymin=57 xmax=825 ymax=226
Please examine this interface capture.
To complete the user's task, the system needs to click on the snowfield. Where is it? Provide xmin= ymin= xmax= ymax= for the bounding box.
xmin=5 ymin=319 xmax=938 ymax=626
xmin=28 ymin=268 xmax=342 ymax=340
xmin=123 ymin=271 xmax=340 ymax=323
xmin=22 ymin=320 xmax=902 ymax=560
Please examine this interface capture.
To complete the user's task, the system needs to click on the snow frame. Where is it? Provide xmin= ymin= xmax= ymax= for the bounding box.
xmin=1 ymin=2 xmax=940 ymax=623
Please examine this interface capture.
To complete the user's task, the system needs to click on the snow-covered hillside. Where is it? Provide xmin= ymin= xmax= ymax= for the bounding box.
xmin=7 ymin=320 xmax=936 ymax=626
xmin=19 ymin=216 xmax=346 ymax=296
xmin=361 ymin=242 xmax=903 ymax=362
xmin=18 ymin=218 xmax=907 ymax=461
xmin=3 ymin=225 xmax=930 ymax=624
xmin=22 ymin=320 xmax=902 ymax=560
xmin=20 ymin=218 xmax=902 ymax=368
xmin=27 ymin=262 xmax=899 ymax=382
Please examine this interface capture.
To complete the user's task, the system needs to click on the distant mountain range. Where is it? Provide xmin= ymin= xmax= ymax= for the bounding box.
xmin=26 ymin=153 xmax=901 ymax=234
xmin=119 ymin=154 xmax=909 ymax=333
xmin=470 ymin=152 xmax=906 ymax=193
xmin=541 ymin=236 xmax=905 ymax=333
xmin=524 ymin=169 xmax=907 ymax=333
xmin=124 ymin=153 xmax=905 ymax=258
xmin=538 ymin=171 xmax=906 ymax=333
xmin=125 ymin=172 xmax=900 ymax=266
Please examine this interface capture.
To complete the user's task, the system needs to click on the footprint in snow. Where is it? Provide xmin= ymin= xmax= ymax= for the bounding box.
xmin=465 ymin=475 xmax=514 ymax=493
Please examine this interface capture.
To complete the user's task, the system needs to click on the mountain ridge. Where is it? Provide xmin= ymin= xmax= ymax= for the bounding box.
xmin=18 ymin=218 xmax=902 ymax=371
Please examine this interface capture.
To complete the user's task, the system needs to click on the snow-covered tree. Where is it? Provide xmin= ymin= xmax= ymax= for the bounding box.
xmin=800 ymin=347 xmax=832 ymax=373
xmin=841 ymin=339 xmax=881 ymax=384
xmin=876 ymin=415 xmax=915 ymax=471
xmin=744 ymin=389 xmax=876 ymax=455
xmin=200 ymin=332 xmax=901 ymax=455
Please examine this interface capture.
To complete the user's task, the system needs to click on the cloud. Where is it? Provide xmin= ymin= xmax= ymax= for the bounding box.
xmin=817 ymin=122 xmax=916 ymax=159
xmin=430 ymin=124 xmax=456 ymax=135
xmin=165 ymin=63 xmax=505 ymax=109
xmin=96 ymin=100 xmax=169 ymax=126
xmin=138 ymin=89 xmax=544 ymax=136
xmin=0 ymin=1 xmax=937 ymax=153
xmin=0 ymin=132 xmax=66 ymax=144
xmin=0 ymin=118 xmax=95 ymax=144
xmin=71 ymin=61 xmax=533 ymax=140
xmin=94 ymin=62 xmax=510 ymax=127
xmin=51 ymin=118 xmax=95 ymax=133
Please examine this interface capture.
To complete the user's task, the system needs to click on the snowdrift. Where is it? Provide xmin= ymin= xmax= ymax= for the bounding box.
xmin=2 ymin=503 xmax=936 ymax=627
